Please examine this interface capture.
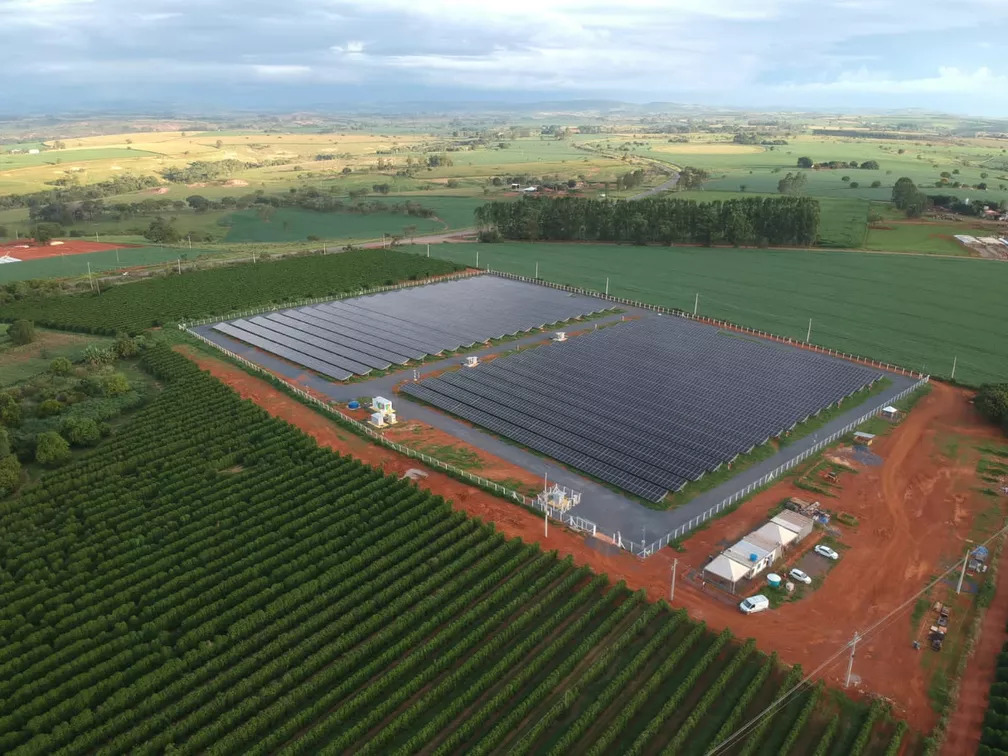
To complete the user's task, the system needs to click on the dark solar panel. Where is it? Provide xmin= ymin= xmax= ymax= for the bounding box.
xmin=211 ymin=275 xmax=610 ymax=380
xmin=402 ymin=316 xmax=883 ymax=502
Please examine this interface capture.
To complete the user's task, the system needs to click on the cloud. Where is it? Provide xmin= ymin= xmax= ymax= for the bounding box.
xmin=0 ymin=0 xmax=1005 ymax=112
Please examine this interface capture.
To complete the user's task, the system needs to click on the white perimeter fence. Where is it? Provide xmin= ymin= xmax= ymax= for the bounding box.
xmin=182 ymin=267 xmax=933 ymax=560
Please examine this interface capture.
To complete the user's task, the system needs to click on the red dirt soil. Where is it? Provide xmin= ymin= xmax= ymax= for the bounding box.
xmin=176 ymin=345 xmax=1003 ymax=735
xmin=0 ymin=239 xmax=138 ymax=260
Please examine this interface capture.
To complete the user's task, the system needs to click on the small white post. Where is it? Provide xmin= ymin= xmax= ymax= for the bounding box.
xmin=693 ymin=292 xmax=699 ymax=316
xmin=95 ymin=232 xmax=99 ymax=243
xmin=252 ymin=250 xmax=257 ymax=264
xmin=177 ymin=258 xmax=181 ymax=275
xmin=544 ymin=505 xmax=548 ymax=538
xmin=957 ymin=544 xmax=972 ymax=594
xmin=115 ymin=247 xmax=119 ymax=264
xmin=427 ymin=243 xmax=430 ymax=257
xmin=476 ymin=249 xmax=479 ymax=269
xmin=845 ymin=631 xmax=860 ymax=688
xmin=535 ymin=261 xmax=539 ymax=278
xmin=188 ymin=235 xmax=192 ymax=250
xmin=807 ymin=317 xmax=812 ymax=343
xmin=605 ymin=277 xmax=609 ymax=296
xmin=951 ymin=355 xmax=957 ymax=381
xmin=670 ymin=558 xmax=678 ymax=602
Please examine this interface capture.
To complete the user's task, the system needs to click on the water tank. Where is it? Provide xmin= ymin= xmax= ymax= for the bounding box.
xmin=749 ymin=553 xmax=758 ymax=562
xmin=767 ymin=573 xmax=782 ymax=588
xmin=348 ymin=400 xmax=360 ymax=410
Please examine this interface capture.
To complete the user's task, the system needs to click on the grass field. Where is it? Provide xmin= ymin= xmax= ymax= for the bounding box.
xmin=411 ymin=242 xmax=1008 ymax=385
xmin=0 ymin=246 xmax=220 ymax=284
xmin=0 ymin=326 xmax=114 ymax=384
xmin=0 ymin=344 xmax=910 ymax=754
xmin=223 ymin=207 xmax=444 ymax=243
xmin=865 ymin=221 xmax=992 ymax=255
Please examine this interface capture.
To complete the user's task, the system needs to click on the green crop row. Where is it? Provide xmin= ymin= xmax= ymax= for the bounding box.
xmin=0 ymin=249 xmax=462 ymax=334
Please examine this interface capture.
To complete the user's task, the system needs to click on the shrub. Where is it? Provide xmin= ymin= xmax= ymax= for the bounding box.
xmin=49 ymin=357 xmax=73 ymax=375
xmin=35 ymin=431 xmax=71 ymax=466
xmin=8 ymin=319 xmax=35 ymax=345
xmin=102 ymin=372 xmax=131 ymax=397
xmin=0 ymin=453 xmax=21 ymax=493
xmin=37 ymin=399 xmax=63 ymax=418
xmin=60 ymin=416 xmax=101 ymax=447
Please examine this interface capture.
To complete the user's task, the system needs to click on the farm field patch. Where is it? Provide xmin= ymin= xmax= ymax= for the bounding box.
xmin=865 ymin=221 xmax=994 ymax=255
xmin=223 ymin=206 xmax=443 ymax=243
xmin=0 ymin=326 xmax=114 ymax=384
xmin=0 ymin=245 xmax=219 ymax=284
xmin=413 ymin=243 xmax=1008 ymax=385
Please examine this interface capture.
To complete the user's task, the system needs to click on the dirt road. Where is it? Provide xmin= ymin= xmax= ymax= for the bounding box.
xmin=177 ymin=346 xmax=1002 ymax=733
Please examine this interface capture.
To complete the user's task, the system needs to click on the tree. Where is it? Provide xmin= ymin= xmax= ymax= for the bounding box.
xmin=215 ymin=139 xmax=224 ymax=149
xmin=870 ymin=180 xmax=882 ymax=188
xmin=841 ymin=175 xmax=850 ymax=182
xmin=860 ymin=160 xmax=879 ymax=170
xmin=976 ymin=384 xmax=1008 ymax=432
xmin=114 ymin=334 xmax=140 ymax=358
xmin=60 ymin=416 xmax=101 ymax=446
xmin=978 ymin=183 xmax=988 ymax=191
xmin=796 ymin=157 xmax=813 ymax=168
xmin=35 ymin=431 xmax=70 ymax=466
xmin=32 ymin=223 xmax=57 ymax=244
xmin=892 ymin=177 xmax=928 ymax=216
xmin=186 ymin=195 xmax=212 ymax=212
xmin=0 ymin=428 xmax=8 ymax=458
xmin=8 ymin=319 xmax=35 ymax=345
xmin=0 ymin=393 xmax=20 ymax=427
xmin=0 ymin=454 xmax=21 ymax=494
xmin=103 ymin=372 xmax=131 ymax=396
xmin=82 ymin=344 xmax=115 ymax=366
xmin=849 ymin=181 xmax=859 ymax=188
xmin=777 ymin=172 xmax=808 ymax=195
xmin=144 ymin=217 xmax=181 ymax=244
xmin=37 ymin=399 xmax=63 ymax=418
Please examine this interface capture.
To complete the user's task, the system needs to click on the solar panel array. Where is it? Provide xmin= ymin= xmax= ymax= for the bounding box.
xmin=211 ymin=276 xmax=608 ymax=381
xmin=402 ymin=316 xmax=883 ymax=501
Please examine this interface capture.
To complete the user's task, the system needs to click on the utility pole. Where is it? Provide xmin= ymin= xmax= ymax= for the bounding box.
xmin=605 ymin=277 xmax=609 ymax=296
xmin=188 ymin=235 xmax=192 ymax=250
xmin=95 ymin=232 xmax=99 ymax=243
xmin=693 ymin=292 xmax=699 ymax=316
xmin=323 ymin=240 xmax=326 ymax=255
xmin=951 ymin=355 xmax=957 ymax=381
xmin=807 ymin=317 xmax=813 ymax=343
xmin=845 ymin=631 xmax=860 ymax=688
xmin=252 ymin=250 xmax=257 ymax=264
xmin=476 ymin=249 xmax=479 ymax=269
xmin=115 ymin=247 xmax=119 ymax=264
xmin=535 ymin=261 xmax=539 ymax=278
xmin=177 ymin=258 xmax=181 ymax=275
xmin=670 ymin=558 xmax=678 ymax=602
xmin=957 ymin=542 xmax=973 ymax=594
xmin=87 ymin=261 xmax=94 ymax=293
xmin=426 ymin=243 xmax=430 ymax=258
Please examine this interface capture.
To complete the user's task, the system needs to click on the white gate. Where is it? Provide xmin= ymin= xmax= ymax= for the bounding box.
xmin=567 ymin=515 xmax=598 ymax=536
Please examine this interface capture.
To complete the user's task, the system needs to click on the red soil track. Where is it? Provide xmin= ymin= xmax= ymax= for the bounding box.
xmin=0 ymin=239 xmax=137 ymax=260
xmin=177 ymin=345 xmax=1004 ymax=735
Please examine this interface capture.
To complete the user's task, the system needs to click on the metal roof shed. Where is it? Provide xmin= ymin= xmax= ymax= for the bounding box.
xmin=703 ymin=554 xmax=751 ymax=593
xmin=752 ymin=521 xmax=798 ymax=550
xmin=771 ymin=510 xmax=814 ymax=541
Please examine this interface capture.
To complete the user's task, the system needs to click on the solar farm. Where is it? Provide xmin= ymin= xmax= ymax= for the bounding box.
xmin=403 ymin=315 xmax=883 ymax=501
xmin=211 ymin=276 xmax=609 ymax=380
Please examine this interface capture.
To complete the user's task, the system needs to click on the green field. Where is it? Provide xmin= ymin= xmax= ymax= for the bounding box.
xmin=412 ymin=242 xmax=1008 ymax=385
xmin=0 ymin=345 xmax=909 ymax=754
xmin=0 ymin=326 xmax=115 ymax=384
xmin=223 ymin=207 xmax=444 ymax=243
xmin=865 ymin=221 xmax=992 ymax=255
xmin=0 ymin=147 xmax=159 ymax=169
xmin=0 ymin=246 xmax=219 ymax=284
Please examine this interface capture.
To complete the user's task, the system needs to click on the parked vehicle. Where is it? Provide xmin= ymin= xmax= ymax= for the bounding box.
xmin=815 ymin=544 xmax=840 ymax=560
xmin=789 ymin=568 xmax=812 ymax=585
xmin=739 ymin=595 xmax=770 ymax=614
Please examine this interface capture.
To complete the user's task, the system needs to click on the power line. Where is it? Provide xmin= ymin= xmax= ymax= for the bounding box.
xmin=707 ymin=519 xmax=1008 ymax=755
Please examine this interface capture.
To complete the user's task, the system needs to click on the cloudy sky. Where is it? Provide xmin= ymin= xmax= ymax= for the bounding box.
xmin=2 ymin=0 xmax=1007 ymax=114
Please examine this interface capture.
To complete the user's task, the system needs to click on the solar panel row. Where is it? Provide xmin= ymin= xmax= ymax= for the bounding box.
xmin=402 ymin=316 xmax=883 ymax=502
xmin=211 ymin=275 xmax=609 ymax=380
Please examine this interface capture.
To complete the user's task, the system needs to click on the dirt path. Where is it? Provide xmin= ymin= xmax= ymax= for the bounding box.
xmin=941 ymin=539 xmax=1008 ymax=755
xmin=177 ymin=345 xmax=1003 ymax=734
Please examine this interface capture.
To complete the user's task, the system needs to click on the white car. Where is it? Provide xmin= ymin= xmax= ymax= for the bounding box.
xmin=739 ymin=595 xmax=770 ymax=614
xmin=789 ymin=568 xmax=812 ymax=585
xmin=815 ymin=544 xmax=840 ymax=560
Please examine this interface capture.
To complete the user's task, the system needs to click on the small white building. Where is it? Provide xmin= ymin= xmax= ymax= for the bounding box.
xmin=770 ymin=510 xmax=814 ymax=541
xmin=464 ymin=355 xmax=479 ymax=367
xmin=27 ymin=148 xmax=40 ymax=155
xmin=703 ymin=554 xmax=752 ymax=593
xmin=371 ymin=396 xmax=393 ymax=413
xmin=368 ymin=396 xmax=397 ymax=427
xmin=880 ymin=405 xmax=900 ymax=421
xmin=724 ymin=534 xmax=778 ymax=578
xmin=536 ymin=482 xmax=581 ymax=512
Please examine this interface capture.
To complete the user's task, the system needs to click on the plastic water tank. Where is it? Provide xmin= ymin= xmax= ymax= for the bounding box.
xmin=348 ymin=400 xmax=360 ymax=410
xmin=766 ymin=573 xmax=782 ymax=588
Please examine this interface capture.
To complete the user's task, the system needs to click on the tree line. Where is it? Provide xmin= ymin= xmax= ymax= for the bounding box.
xmin=796 ymin=158 xmax=879 ymax=170
xmin=474 ymin=196 xmax=820 ymax=247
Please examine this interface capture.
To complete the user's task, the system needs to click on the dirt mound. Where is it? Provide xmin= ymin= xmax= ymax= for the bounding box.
xmin=225 ymin=179 xmax=249 ymax=187
xmin=149 ymin=187 xmax=170 ymax=194
xmin=0 ymin=239 xmax=139 ymax=260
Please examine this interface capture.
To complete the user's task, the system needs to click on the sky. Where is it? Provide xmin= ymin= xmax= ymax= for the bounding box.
xmin=2 ymin=0 xmax=1007 ymax=115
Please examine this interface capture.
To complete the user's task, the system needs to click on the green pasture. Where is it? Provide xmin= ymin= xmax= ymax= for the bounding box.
xmin=865 ymin=222 xmax=990 ymax=255
xmin=0 ymin=148 xmax=160 ymax=169
xmin=0 ymin=245 xmax=218 ymax=284
xmin=223 ymin=207 xmax=443 ymax=243
xmin=625 ymin=135 xmax=1008 ymax=206
xmin=411 ymin=242 xmax=1008 ymax=385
